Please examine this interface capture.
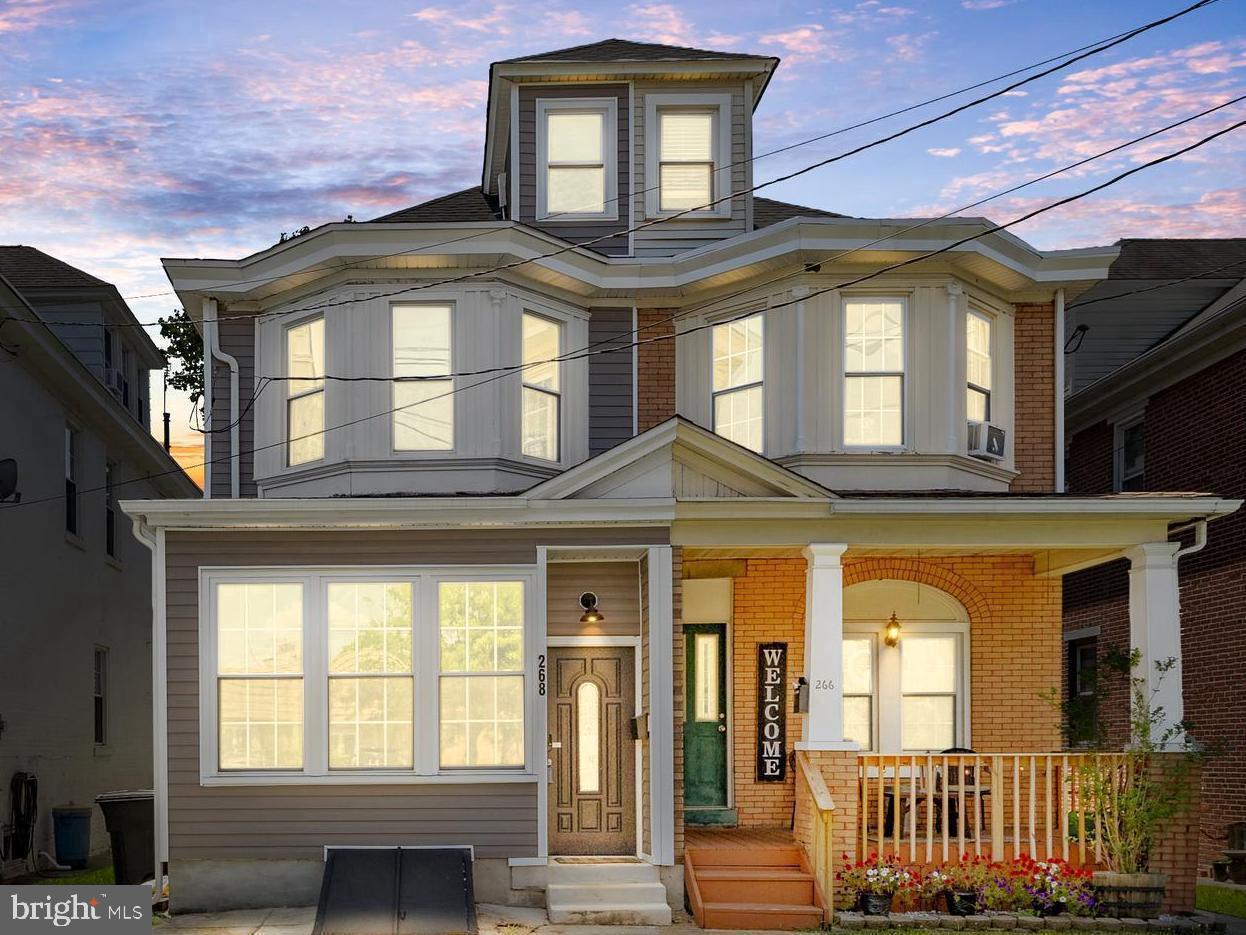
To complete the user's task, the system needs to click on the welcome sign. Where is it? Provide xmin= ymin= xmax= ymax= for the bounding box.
xmin=756 ymin=642 xmax=787 ymax=782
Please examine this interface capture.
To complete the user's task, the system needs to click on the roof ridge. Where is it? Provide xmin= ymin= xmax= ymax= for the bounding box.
xmin=497 ymin=37 xmax=772 ymax=65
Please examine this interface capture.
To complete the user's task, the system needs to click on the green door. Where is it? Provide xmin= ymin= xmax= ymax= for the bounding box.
xmin=683 ymin=624 xmax=728 ymax=811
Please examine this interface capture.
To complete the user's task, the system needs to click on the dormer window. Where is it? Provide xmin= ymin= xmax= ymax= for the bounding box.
xmin=966 ymin=310 xmax=993 ymax=422
xmin=286 ymin=317 xmax=325 ymax=466
xmin=646 ymin=94 xmax=731 ymax=218
xmin=537 ymin=99 xmax=618 ymax=221
xmin=711 ymin=313 xmax=764 ymax=453
xmin=521 ymin=312 xmax=562 ymax=461
xmin=393 ymin=304 xmax=453 ymax=451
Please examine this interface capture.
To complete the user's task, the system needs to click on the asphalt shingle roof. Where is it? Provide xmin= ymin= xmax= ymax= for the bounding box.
xmin=1108 ymin=238 xmax=1246 ymax=280
xmin=370 ymin=187 xmax=502 ymax=224
xmin=498 ymin=38 xmax=772 ymax=65
xmin=0 ymin=246 xmax=109 ymax=291
xmin=752 ymin=196 xmax=848 ymax=228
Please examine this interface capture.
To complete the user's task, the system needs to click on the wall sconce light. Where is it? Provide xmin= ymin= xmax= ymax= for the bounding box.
xmin=579 ymin=591 xmax=604 ymax=625
xmin=884 ymin=612 xmax=902 ymax=648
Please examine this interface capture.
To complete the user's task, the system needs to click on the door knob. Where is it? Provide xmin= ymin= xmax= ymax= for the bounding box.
xmin=717 ymin=725 xmax=726 ymax=733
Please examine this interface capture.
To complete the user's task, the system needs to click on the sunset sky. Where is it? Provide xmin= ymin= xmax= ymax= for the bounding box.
xmin=1 ymin=0 xmax=1243 ymax=482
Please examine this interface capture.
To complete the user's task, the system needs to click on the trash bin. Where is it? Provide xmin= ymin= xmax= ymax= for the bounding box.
xmin=95 ymin=790 xmax=154 ymax=884
xmin=52 ymin=806 xmax=92 ymax=869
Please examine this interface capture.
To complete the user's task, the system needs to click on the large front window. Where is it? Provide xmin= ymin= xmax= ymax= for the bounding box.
xmin=286 ymin=318 xmax=325 ymax=466
xmin=843 ymin=298 xmax=905 ymax=447
xmin=711 ymin=313 xmax=763 ymax=453
xmin=521 ymin=312 xmax=561 ymax=461
xmin=207 ymin=571 xmax=529 ymax=779
xmin=393 ymin=304 xmax=454 ymax=451
xmin=539 ymin=100 xmax=616 ymax=220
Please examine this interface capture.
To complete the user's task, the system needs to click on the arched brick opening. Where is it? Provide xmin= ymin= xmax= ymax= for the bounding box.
xmin=843 ymin=558 xmax=993 ymax=631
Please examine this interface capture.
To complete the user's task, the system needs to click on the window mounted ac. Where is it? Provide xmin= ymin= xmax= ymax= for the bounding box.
xmin=968 ymin=420 xmax=1006 ymax=460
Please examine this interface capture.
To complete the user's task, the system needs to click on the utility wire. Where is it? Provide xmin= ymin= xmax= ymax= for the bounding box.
xmin=1066 ymin=256 xmax=1246 ymax=311
xmin=7 ymin=112 xmax=1241 ymax=513
xmin=2 ymin=0 xmax=1217 ymax=332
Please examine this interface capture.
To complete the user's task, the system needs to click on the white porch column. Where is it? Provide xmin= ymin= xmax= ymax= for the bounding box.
xmin=1126 ymin=542 xmax=1185 ymax=746
xmin=798 ymin=543 xmax=856 ymax=750
xmin=646 ymin=545 xmax=675 ymax=865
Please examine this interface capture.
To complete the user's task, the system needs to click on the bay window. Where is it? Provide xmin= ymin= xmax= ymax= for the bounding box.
xmin=538 ymin=99 xmax=617 ymax=220
xmin=966 ymin=310 xmax=992 ymax=422
xmin=206 ymin=570 xmax=531 ymax=781
xmin=393 ymin=304 xmax=453 ymax=451
xmin=521 ymin=312 xmax=561 ymax=461
xmin=711 ymin=312 xmax=764 ymax=453
xmin=286 ymin=317 xmax=325 ymax=466
xmin=843 ymin=298 xmax=905 ymax=448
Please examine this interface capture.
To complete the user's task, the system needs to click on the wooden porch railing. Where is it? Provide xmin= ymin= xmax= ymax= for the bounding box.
xmin=796 ymin=751 xmax=836 ymax=922
xmin=857 ymin=752 xmax=1127 ymax=866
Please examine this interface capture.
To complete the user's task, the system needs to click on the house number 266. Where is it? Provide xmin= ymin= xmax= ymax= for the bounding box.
xmin=814 ymin=679 xmax=835 ymax=691
xmin=538 ymin=654 xmax=547 ymax=696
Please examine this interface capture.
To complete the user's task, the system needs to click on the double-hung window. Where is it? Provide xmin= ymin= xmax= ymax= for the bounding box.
xmin=206 ymin=571 xmax=529 ymax=780
xmin=521 ymin=312 xmax=561 ymax=461
xmin=1115 ymin=417 xmax=1145 ymax=492
xmin=93 ymin=646 xmax=108 ymax=745
xmin=842 ymin=636 xmax=874 ymax=751
xmin=393 ymin=304 xmax=453 ymax=451
xmin=966 ymin=310 xmax=992 ymax=422
xmin=286 ymin=318 xmax=325 ymax=466
xmin=104 ymin=462 xmax=117 ymax=557
xmin=538 ymin=100 xmax=616 ymax=220
xmin=899 ymin=635 xmax=959 ymax=752
xmin=64 ymin=425 xmax=78 ymax=536
xmin=711 ymin=313 xmax=764 ymax=453
xmin=658 ymin=109 xmax=715 ymax=212
xmin=843 ymin=298 xmax=905 ymax=448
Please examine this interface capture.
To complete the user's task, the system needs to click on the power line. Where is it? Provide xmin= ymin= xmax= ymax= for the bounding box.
xmin=8 ymin=112 xmax=1241 ymax=514
xmin=2 ymin=0 xmax=1217 ymax=334
xmin=1066 ymin=256 xmax=1246 ymax=311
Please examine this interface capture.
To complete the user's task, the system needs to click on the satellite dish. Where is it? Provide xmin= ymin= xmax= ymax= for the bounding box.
xmin=0 ymin=459 xmax=19 ymax=502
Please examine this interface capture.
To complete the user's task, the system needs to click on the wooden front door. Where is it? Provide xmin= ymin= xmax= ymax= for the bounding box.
xmin=683 ymin=624 xmax=728 ymax=809
xmin=548 ymin=646 xmax=636 ymax=855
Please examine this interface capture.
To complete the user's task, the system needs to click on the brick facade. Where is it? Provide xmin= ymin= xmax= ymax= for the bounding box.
xmin=1011 ymin=302 xmax=1057 ymax=493
xmin=637 ymin=307 xmax=676 ymax=431
xmin=1065 ymin=348 xmax=1246 ymax=872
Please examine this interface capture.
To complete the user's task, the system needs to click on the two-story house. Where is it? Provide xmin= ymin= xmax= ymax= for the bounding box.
xmin=124 ymin=40 xmax=1239 ymax=926
xmin=0 ymin=247 xmax=199 ymax=876
xmin=1062 ymin=238 xmax=1246 ymax=892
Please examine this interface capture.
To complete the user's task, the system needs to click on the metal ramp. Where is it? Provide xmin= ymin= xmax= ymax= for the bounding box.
xmin=312 ymin=847 xmax=477 ymax=935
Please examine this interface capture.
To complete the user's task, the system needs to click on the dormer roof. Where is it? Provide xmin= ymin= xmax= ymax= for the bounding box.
xmin=497 ymin=38 xmax=774 ymax=65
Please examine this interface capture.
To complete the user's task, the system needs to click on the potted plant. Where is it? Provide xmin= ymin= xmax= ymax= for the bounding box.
xmin=926 ymin=858 xmax=994 ymax=915
xmin=1017 ymin=857 xmax=1096 ymax=917
xmin=1072 ymin=651 xmax=1198 ymax=919
xmin=837 ymin=853 xmax=913 ymax=915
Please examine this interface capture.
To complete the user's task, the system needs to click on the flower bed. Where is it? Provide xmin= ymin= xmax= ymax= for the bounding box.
xmin=836 ymin=854 xmax=1098 ymax=917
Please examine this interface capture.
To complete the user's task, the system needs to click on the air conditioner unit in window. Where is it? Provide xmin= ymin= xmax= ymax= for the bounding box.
xmin=103 ymin=367 xmax=124 ymax=396
xmin=968 ymin=420 xmax=1006 ymax=460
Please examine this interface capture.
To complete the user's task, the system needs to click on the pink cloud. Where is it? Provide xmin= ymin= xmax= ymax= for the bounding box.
xmin=928 ymin=147 xmax=962 ymax=158
xmin=759 ymin=25 xmax=829 ymax=59
xmin=626 ymin=4 xmax=702 ymax=47
xmin=886 ymin=31 xmax=936 ymax=62
xmin=0 ymin=0 xmax=75 ymax=35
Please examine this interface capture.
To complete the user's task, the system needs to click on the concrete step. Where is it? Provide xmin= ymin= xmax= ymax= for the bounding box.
xmin=547 ymin=881 xmax=669 ymax=907
xmin=546 ymin=902 xmax=673 ymax=925
xmin=546 ymin=860 xmax=658 ymax=885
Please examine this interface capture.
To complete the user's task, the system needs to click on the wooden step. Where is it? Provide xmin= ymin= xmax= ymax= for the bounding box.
xmin=701 ymin=900 xmax=824 ymax=931
xmin=684 ymin=845 xmax=803 ymax=867
xmin=694 ymin=867 xmax=815 ymax=905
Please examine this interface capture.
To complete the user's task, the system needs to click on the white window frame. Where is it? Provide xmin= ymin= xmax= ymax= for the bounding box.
xmin=198 ymin=566 xmax=540 ymax=785
xmin=1114 ymin=414 xmax=1146 ymax=492
xmin=645 ymin=93 xmax=732 ymax=220
xmin=842 ymin=633 xmax=878 ymax=753
xmin=841 ymin=295 xmax=909 ymax=451
xmin=709 ymin=311 xmax=765 ymax=453
xmin=966 ymin=308 xmax=994 ymax=424
xmin=520 ymin=311 xmax=562 ymax=463
xmin=284 ymin=315 xmax=325 ymax=467
xmin=844 ymin=620 xmax=970 ymax=755
xmin=536 ymin=98 xmax=618 ymax=222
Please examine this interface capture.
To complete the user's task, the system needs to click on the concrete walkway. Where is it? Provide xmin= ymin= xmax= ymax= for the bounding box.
xmin=157 ymin=903 xmax=798 ymax=935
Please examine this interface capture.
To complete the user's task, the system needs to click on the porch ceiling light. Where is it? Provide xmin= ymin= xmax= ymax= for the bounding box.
xmin=579 ymin=591 xmax=604 ymax=625
xmin=884 ymin=611 xmax=902 ymax=648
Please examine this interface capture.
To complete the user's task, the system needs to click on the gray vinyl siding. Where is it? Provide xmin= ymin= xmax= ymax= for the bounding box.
xmin=516 ymin=84 xmax=630 ymax=256
xmin=588 ymin=307 xmax=634 ymax=455
xmin=208 ymin=315 xmax=256 ymax=498
xmin=547 ymin=560 xmax=640 ymax=637
xmin=36 ymin=304 xmax=106 ymax=376
xmin=633 ymin=80 xmax=750 ymax=258
xmin=164 ymin=527 xmax=667 ymax=860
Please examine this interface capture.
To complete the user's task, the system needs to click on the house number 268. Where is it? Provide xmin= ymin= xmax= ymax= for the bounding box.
xmin=538 ymin=654 xmax=547 ymax=696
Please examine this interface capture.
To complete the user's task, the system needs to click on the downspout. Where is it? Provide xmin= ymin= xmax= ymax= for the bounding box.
xmin=203 ymin=297 xmax=240 ymax=498
xmin=201 ymin=302 xmax=212 ymax=500
xmin=1054 ymin=289 xmax=1066 ymax=493
xmin=1170 ymin=519 xmax=1208 ymax=560
xmin=130 ymin=516 xmax=168 ymax=892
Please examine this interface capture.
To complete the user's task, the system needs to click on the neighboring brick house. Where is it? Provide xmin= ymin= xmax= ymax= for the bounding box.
xmin=1063 ymin=239 xmax=1246 ymax=874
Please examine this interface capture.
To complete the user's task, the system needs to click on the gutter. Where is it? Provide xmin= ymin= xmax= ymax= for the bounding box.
xmin=203 ymin=297 xmax=239 ymax=498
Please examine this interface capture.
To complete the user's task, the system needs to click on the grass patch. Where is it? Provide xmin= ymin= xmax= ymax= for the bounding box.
xmin=1196 ymin=881 xmax=1246 ymax=919
xmin=32 ymin=866 xmax=114 ymax=886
